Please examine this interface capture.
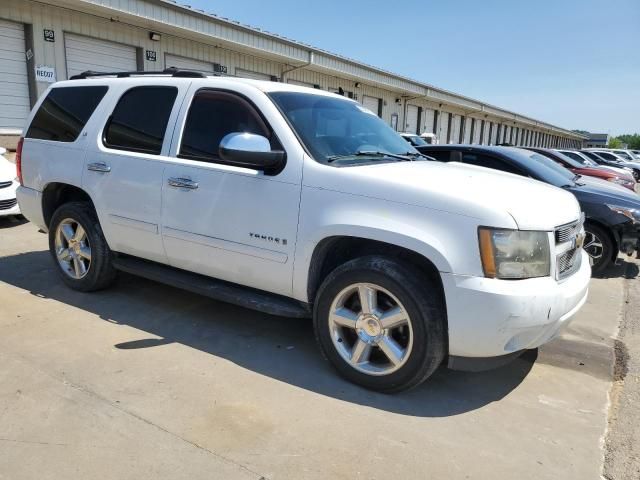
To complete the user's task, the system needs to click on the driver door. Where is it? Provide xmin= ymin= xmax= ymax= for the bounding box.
xmin=160 ymin=87 xmax=302 ymax=297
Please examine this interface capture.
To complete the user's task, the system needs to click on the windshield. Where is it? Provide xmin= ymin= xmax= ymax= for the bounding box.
xmin=268 ymin=92 xmax=417 ymax=164
xmin=550 ymin=150 xmax=586 ymax=169
xmin=404 ymin=135 xmax=429 ymax=146
xmin=523 ymin=152 xmax=576 ymax=187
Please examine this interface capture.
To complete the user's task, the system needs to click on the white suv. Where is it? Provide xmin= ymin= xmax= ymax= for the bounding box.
xmin=16 ymin=72 xmax=591 ymax=392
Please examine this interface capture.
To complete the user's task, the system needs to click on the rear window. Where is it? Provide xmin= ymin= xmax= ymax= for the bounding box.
xmin=26 ymin=86 xmax=108 ymax=142
xmin=104 ymin=86 xmax=178 ymax=155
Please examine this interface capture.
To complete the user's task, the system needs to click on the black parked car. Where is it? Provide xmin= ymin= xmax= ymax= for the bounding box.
xmin=416 ymin=145 xmax=640 ymax=273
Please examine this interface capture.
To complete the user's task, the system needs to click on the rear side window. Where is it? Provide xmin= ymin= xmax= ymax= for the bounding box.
xmin=422 ymin=150 xmax=451 ymax=162
xmin=26 ymin=86 xmax=108 ymax=142
xmin=104 ymin=86 xmax=178 ymax=155
xmin=462 ymin=153 xmax=524 ymax=175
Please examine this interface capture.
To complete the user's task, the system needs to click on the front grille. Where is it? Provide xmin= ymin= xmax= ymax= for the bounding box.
xmin=557 ymin=248 xmax=581 ymax=279
xmin=0 ymin=198 xmax=17 ymax=210
xmin=554 ymin=216 xmax=584 ymax=280
xmin=555 ymin=220 xmax=580 ymax=243
xmin=0 ymin=181 xmax=12 ymax=189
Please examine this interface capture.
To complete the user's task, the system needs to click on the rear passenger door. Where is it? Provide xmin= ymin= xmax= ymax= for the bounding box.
xmin=83 ymin=83 xmax=188 ymax=264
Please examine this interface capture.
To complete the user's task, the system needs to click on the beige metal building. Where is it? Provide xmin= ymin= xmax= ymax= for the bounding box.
xmin=0 ymin=0 xmax=585 ymax=148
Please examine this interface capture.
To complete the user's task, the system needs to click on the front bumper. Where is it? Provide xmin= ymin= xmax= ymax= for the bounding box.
xmin=0 ymin=180 xmax=20 ymax=216
xmin=442 ymin=250 xmax=591 ymax=359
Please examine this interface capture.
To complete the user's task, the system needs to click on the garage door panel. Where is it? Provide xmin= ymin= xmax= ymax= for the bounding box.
xmin=0 ymin=19 xmax=29 ymax=130
xmin=0 ymin=37 xmax=27 ymax=54
xmin=65 ymin=34 xmax=137 ymax=78
xmin=165 ymin=54 xmax=214 ymax=73
xmin=405 ymin=104 xmax=419 ymax=134
xmin=0 ymin=58 xmax=29 ymax=76
xmin=235 ymin=68 xmax=271 ymax=80
xmin=362 ymin=95 xmax=380 ymax=116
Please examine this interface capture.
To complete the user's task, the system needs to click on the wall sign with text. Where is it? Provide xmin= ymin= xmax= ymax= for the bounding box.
xmin=35 ymin=65 xmax=56 ymax=83
xmin=145 ymin=50 xmax=157 ymax=62
xmin=43 ymin=29 xmax=55 ymax=42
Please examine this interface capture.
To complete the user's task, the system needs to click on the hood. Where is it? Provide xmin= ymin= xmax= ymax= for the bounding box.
xmin=576 ymin=166 xmax=614 ymax=178
xmin=569 ymin=178 xmax=640 ymax=208
xmin=306 ymin=160 xmax=581 ymax=230
xmin=0 ymin=156 xmax=16 ymax=182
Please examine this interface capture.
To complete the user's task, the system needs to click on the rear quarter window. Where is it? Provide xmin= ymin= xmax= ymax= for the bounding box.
xmin=26 ymin=86 xmax=108 ymax=142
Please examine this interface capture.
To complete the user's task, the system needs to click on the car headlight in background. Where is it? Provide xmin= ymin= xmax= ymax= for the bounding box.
xmin=607 ymin=204 xmax=640 ymax=224
xmin=478 ymin=228 xmax=551 ymax=279
xmin=608 ymin=177 xmax=633 ymax=186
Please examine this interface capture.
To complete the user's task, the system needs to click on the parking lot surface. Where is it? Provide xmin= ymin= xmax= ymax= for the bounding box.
xmin=0 ymin=219 xmax=634 ymax=479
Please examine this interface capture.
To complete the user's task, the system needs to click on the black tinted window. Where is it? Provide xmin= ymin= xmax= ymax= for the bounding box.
xmin=180 ymin=90 xmax=273 ymax=162
xmin=462 ymin=153 xmax=524 ymax=175
xmin=421 ymin=150 xmax=451 ymax=162
xmin=104 ymin=86 xmax=177 ymax=155
xmin=26 ymin=86 xmax=107 ymax=142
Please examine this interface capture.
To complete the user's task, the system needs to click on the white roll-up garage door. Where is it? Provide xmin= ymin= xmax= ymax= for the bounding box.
xmin=65 ymin=33 xmax=137 ymax=78
xmin=362 ymin=95 xmax=380 ymax=117
xmin=405 ymin=104 xmax=419 ymax=134
xmin=463 ymin=118 xmax=472 ymax=143
xmin=451 ymin=115 xmax=461 ymax=144
xmin=165 ymin=54 xmax=214 ymax=74
xmin=423 ymin=108 xmax=435 ymax=134
xmin=287 ymin=79 xmax=315 ymax=88
xmin=439 ymin=112 xmax=449 ymax=144
xmin=235 ymin=68 xmax=271 ymax=81
xmin=0 ymin=19 xmax=30 ymax=131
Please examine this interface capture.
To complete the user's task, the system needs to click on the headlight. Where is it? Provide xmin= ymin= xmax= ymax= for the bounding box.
xmin=609 ymin=177 xmax=630 ymax=185
xmin=478 ymin=228 xmax=551 ymax=279
xmin=607 ymin=204 xmax=640 ymax=224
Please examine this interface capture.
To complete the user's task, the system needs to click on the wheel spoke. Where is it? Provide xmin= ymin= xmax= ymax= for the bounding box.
xmin=358 ymin=285 xmax=377 ymax=314
xmin=379 ymin=306 xmax=407 ymax=330
xmin=78 ymin=246 xmax=92 ymax=261
xmin=350 ymin=339 xmax=372 ymax=364
xmin=56 ymin=248 xmax=69 ymax=261
xmin=378 ymin=336 xmax=404 ymax=366
xmin=61 ymin=224 xmax=75 ymax=243
xmin=73 ymin=224 xmax=86 ymax=243
xmin=330 ymin=307 xmax=358 ymax=330
xmin=73 ymin=258 xmax=86 ymax=277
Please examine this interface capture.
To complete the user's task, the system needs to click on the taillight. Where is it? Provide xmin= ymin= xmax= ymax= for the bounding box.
xmin=15 ymin=137 xmax=24 ymax=185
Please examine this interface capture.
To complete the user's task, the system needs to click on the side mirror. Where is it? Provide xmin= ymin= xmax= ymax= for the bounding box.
xmin=218 ymin=132 xmax=286 ymax=173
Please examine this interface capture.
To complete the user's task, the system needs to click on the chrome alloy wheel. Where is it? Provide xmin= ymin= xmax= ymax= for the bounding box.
xmin=328 ymin=283 xmax=413 ymax=376
xmin=583 ymin=230 xmax=604 ymax=263
xmin=54 ymin=218 xmax=92 ymax=279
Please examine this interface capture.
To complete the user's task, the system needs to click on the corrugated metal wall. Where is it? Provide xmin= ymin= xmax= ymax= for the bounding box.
xmin=0 ymin=0 xmax=584 ymax=147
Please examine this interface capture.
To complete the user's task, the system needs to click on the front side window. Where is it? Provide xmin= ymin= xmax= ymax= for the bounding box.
xmin=268 ymin=92 xmax=416 ymax=165
xmin=26 ymin=86 xmax=108 ymax=142
xmin=104 ymin=86 xmax=178 ymax=155
xmin=179 ymin=90 xmax=277 ymax=163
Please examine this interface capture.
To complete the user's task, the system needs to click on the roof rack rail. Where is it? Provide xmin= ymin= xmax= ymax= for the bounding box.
xmin=69 ymin=67 xmax=209 ymax=80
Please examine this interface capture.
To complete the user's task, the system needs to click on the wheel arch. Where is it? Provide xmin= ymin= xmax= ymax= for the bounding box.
xmin=584 ymin=218 xmax=619 ymax=263
xmin=42 ymin=182 xmax=96 ymax=230
xmin=305 ymin=235 xmax=448 ymax=308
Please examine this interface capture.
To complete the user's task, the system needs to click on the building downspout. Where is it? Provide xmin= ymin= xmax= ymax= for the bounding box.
xmin=281 ymin=51 xmax=314 ymax=82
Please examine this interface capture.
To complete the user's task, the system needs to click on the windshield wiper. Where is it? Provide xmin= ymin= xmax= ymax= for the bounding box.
xmin=327 ymin=150 xmax=412 ymax=163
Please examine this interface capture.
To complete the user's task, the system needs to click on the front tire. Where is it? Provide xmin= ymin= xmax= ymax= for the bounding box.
xmin=313 ymin=256 xmax=446 ymax=393
xmin=48 ymin=202 xmax=117 ymax=291
xmin=584 ymin=222 xmax=614 ymax=274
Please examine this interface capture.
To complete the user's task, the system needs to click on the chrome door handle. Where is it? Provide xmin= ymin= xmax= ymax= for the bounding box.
xmin=168 ymin=177 xmax=199 ymax=189
xmin=87 ymin=162 xmax=111 ymax=173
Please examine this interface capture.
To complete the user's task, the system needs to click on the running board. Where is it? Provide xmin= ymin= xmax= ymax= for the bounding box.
xmin=112 ymin=255 xmax=311 ymax=318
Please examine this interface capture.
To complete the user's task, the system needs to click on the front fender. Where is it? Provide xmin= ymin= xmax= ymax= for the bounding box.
xmin=291 ymin=186 xmax=489 ymax=302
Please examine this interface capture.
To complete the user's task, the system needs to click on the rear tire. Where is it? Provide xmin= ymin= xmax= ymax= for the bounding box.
xmin=48 ymin=201 xmax=117 ymax=291
xmin=313 ymin=255 xmax=446 ymax=393
xmin=584 ymin=222 xmax=614 ymax=274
